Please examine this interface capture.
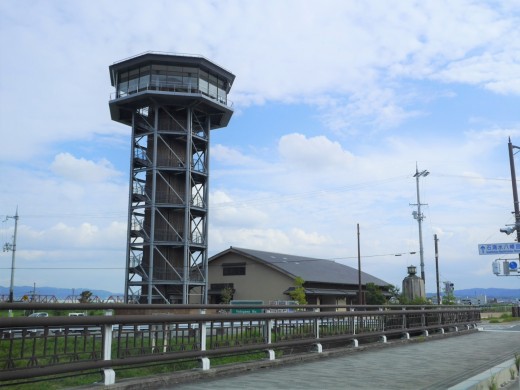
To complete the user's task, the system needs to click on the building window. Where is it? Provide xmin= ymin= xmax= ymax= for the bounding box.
xmin=222 ymin=263 xmax=246 ymax=276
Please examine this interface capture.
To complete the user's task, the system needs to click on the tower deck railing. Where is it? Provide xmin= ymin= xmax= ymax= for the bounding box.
xmin=109 ymin=80 xmax=233 ymax=108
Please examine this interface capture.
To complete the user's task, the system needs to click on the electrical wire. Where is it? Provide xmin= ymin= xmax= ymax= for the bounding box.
xmin=0 ymin=267 xmax=124 ymax=270
xmin=211 ymin=174 xmax=411 ymax=210
xmin=3 ymin=171 xmax=511 ymax=218
xmin=434 ymin=173 xmax=509 ymax=182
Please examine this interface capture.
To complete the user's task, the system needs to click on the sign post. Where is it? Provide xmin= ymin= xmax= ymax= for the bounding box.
xmin=230 ymin=300 xmax=263 ymax=314
xmin=492 ymin=259 xmax=520 ymax=276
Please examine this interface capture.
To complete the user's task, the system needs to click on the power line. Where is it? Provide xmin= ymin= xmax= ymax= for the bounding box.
xmin=434 ymin=173 xmax=509 ymax=181
xmin=330 ymin=252 xmax=416 ymax=261
xmin=0 ymin=267 xmax=124 ymax=270
xmin=2 ymin=251 xmax=417 ymax=269
xmin=19 ymin=212 xmax=126 ymax=219
xmin=3 ymin=172 xmax=510 ymax=218
xmin=212 ymin=175 xmax=410 ymax=210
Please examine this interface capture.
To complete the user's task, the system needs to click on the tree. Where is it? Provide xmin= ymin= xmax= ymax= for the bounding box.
xmin=365 ymin=283 xmax=386 ymax=305
xmin=289 ymin=276 xmax=307 ymax=305
xmin=442 ymin=283 xmax=456 ymax=305
xmin=442 ymin=291 xmax=456 ymax=305
xmin=79 ymin=290 xmax=93 ymax=303
xmin=387 ymin=285 xmax=401 ymax=303
xmin=220 ymin=286 xmax=234 ymax=304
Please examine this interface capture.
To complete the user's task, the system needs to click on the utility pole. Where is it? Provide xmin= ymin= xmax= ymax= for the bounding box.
xmin=508 ymin=138 xmax=520 ymax=262
xmin=411 ymin=165 xmax=429 ymax=283
xmin=434 ymin=234 xmax=440 ymax=305
xmin=3 ymin=207 xmax=19 ymax=304
xmin=357 ymin=223 xmax=362 ymax=305
xmin=499 ymin=139 xmax=520 ymax=266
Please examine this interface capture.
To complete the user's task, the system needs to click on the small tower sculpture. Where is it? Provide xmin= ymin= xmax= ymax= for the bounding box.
xmin=402 ymin=265 xmax=426 ymax=302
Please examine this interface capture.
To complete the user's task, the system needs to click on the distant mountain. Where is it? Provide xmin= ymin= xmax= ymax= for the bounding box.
xmin=0 ymin=286 xmax=122 ymax=300
xmin=427 ymin=288 xmax=520 ymax=299
xmin=454 ymin=288 xmax=520 ymax=299
xmin=2 ymin=286 xmax=518 ymax=301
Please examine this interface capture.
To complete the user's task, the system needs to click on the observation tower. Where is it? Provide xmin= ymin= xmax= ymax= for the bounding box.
xmin=109 ymin=52 xmax=235 ymax=304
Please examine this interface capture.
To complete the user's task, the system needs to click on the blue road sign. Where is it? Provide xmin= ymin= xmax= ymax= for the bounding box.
xmin=509 ymin=261 xmax=519 ymax=270
xmin=478 ymin=243 xmax=520 ymax=255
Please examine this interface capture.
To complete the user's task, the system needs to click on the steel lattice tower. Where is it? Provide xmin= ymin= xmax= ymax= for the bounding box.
xmin=109 ymin=52 xmax=234 ymax=304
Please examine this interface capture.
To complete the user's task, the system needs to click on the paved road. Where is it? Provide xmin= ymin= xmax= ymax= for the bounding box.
xmin=166 ymin=324 xmax=520 ymax=390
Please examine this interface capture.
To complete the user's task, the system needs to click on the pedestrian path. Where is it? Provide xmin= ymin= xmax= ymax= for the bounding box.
xmin=167 ymin=324 xmax=520 ymax=390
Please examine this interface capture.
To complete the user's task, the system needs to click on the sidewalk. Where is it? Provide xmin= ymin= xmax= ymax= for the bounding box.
xmin=100 ymin=324 xmax=520 ymax=390
xmin=166 ymin=324 xmax=520 ymax=390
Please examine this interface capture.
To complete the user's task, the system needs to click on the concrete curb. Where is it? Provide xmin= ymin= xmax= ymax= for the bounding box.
xmin=448 ymin=359 xmax=519 ymax=390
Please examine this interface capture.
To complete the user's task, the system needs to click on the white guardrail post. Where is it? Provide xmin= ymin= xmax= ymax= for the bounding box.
xmin=350 ymin=307 xmax=358 ymax=347
xmin=199 ymin=309 xmax=210 ymax=370
xmin=312 ymin=308 xmax=322 ymax=353
xmin=350 ymin=307 xmax=356 ymax=335
xmin=314 ymin=308 xmax=321 ymax=339
xmin=199 ymin=309 xmax=207 ymax=351
xmin=265 ymin=318 xmax=275 ymax=360
xmin=421 ymin=306 xmax=429 ymax=337
xmin=103 ymin=310 xmax=115 ymax=385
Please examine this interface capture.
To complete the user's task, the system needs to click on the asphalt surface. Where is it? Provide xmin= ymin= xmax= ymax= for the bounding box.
xmin=162 ymin=324 xmax=520 ymax=390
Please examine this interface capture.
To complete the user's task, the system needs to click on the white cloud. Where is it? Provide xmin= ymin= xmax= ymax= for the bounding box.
xmin=290 ymin=228 xmax=329 ymax=246
xmin=435 ymin=52 xmax=520 ymax=95
xmin=17 ymin=220 xmax=126 ymax=253
xmin=212 ymin=145 xmax=259 ymax=166
xmin=210 ymin=227 xmax=292 ymax=255
xmin=206 ymin=127 xmax=519 ymax=289
xmin=210 ymin=227 xmax=331 ymax=259
xmin=211 ymin=190 xmax=270 ymax=228
xmin=2 ymin=0 xmax=518 ymax=160
xmin=51 ymin=153 xmax=121 ymax=183
xmin=278 ymin=133 xmax=355 ymax=171
xmin=0 ymin=221 xmax=127 ymax=291
xmin=1 ymin=0 xmax=520 ymax=292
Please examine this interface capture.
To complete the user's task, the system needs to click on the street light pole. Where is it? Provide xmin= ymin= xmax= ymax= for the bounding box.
xmin=412 ymin=165 xmax=429 ymax=283
xmin=508 ymin=139 xmax=520 ymax=261
xmin=357 ymin=223 xmax=362 ymax=305
xmin=434 ymin=234 xmax=441 ymax=305
xmin=3 ymin=207 xmax=19 ymax=304
xmin=499 ymin=139 xmax=520 ymax=267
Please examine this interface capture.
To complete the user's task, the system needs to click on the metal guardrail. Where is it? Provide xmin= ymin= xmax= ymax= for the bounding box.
xmin=0 ymin=304 xmax=480 ymax=386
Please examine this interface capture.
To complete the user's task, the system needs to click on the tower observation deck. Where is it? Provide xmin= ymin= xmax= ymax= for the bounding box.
xmin=109 ymin=52 xmax=235 ymax=304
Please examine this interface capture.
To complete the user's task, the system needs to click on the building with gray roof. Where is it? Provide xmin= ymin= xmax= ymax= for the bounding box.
xmin=207 ymin=247 xmax=391 ymax=306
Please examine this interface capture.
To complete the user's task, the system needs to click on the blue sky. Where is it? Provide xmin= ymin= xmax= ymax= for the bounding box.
xmin=1 ymin=0 xmax=519 ymax=295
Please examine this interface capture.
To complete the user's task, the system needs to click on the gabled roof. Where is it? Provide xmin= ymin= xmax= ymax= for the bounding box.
xmin=209 ymin=247 xmax=391 ymax=287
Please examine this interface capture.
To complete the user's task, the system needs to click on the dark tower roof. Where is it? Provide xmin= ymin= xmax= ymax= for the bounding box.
xmin=109 ymin=52 xmax=235 ymax=89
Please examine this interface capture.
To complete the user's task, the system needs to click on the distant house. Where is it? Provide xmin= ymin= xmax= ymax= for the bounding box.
xmin=207 ymin=247 xmax=391 ymax=306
